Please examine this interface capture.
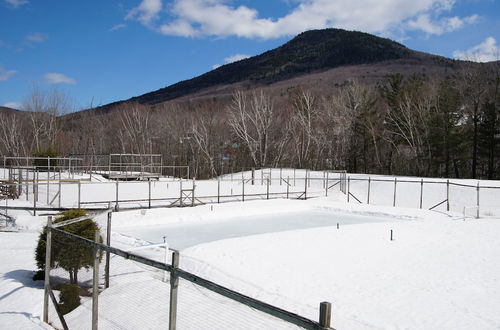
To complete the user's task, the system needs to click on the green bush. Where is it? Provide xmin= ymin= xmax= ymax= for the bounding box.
xmin=33 ymin=147 xmax=58 ymax=169
xmin=35 ymin=209 xmax=103 ymax=285
xmin=59 ymin=283 xmax=81 ymax=315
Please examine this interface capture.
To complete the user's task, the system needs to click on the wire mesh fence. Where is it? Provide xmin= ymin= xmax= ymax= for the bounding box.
xmin=41 ymin=213 xmax=332 ymax=330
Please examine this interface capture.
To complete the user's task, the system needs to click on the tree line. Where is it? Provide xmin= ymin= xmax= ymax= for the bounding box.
xmin=1 ymin=62 xmax=498 ymax=179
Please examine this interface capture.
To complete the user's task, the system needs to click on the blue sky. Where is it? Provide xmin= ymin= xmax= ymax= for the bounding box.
xmin=1 ymin=0 xmax=499 ymax=111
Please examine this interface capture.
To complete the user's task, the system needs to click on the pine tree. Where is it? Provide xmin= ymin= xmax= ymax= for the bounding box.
xmin=35 ymin=209 xmax=102 ymax=285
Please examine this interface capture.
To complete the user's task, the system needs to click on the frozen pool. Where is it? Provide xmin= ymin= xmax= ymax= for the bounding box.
xmin=115 ymin=210 xmax=390 ymax=250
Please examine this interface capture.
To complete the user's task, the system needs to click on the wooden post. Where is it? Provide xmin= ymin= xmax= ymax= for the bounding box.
xmin=446 ymin=179 xmax=450 ymax=211
xmin=179 ymin=179 xmax=183 ymax=207
xmin=169 ymin=251 xmax=180 ymax=330
xmin=78 ymin=181 xmax=81 ymax=209
xmin=390 ymin=229 xmax=393 ymax=241
xmin=92 ymin=230 xmax=100 ymax=330
xmin=43 ymin=216 xmax=52 ymax=323
xmin=148 ymin=179 xmax=152 ymax=209
xmin=280 ymin=168 xmax=282 ymax=186
xmin=367 ymin=177 xmax=371 ymax=204
xmin=393 ymin=178 xmax=397 ymax=207
xmin=105 ymin=212 xmax=112 ymax=289
xmin=319 ymin=302 xmax=332 ymax=329
xmin=420 ymin=179 xmax=424 ymax=209
xmin=293 ymin=168 xmax=296 ymax=186
xmin=251 ymin=168 xmax=255 ymax=185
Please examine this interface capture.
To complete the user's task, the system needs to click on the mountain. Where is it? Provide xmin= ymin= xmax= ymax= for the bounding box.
xmin=94 ymin=28 xmax=459 ymax=111
xmin=0 ymin=106 xmax=21 ymax=115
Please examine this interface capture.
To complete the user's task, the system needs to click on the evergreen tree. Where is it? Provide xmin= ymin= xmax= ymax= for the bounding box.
xmin=35 ymin=209 xmax=102 ymax=285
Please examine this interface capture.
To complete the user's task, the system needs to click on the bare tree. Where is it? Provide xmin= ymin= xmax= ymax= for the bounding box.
xmin=228 ymin=90 xmax=276 ymax=167
xmin=118 ymin=103 xmax=152 ymax=154
xmin=0 ymin=113 xmax=29 ymax=157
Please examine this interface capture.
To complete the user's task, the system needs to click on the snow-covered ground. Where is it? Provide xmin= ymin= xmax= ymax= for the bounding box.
xmin=1 ymin=169 xmax=500 ymax=329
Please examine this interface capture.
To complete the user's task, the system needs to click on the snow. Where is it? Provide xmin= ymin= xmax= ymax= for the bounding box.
xmin=1 ymin=169 xmax=500 ymax=329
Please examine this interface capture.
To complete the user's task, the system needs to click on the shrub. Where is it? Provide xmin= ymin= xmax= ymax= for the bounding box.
xmin=58 ymin=283 xmax=81 ymax=315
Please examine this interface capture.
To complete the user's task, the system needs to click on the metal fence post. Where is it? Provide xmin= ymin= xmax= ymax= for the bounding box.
xmin=78 ymin=181 xmax=81 ymax=209
xmin=266 ymin=178 xmax=270 ymax=200
xmin=446 ymin=179 xmax=450 ymax=211
xmin=105 ymin=212 xmax=112 ymax=289
xmin=217 ymin=178 xmax=220 ymax=204
xmin=43 ymin=216 xmax=52 ymax=323
xmin=319 ymin=301 xmax=332 ymax=329
xmin=420 ymin=178 xmax=423 ymax=209
xmin=58 ymin=170 xmax=61 ymax=208
xmin=367 ymin=177 xmax=371 ymax=204
xmin=148 ymin=179 xmax=152 ymax=209
xmin=476 ymin=182 xmax=480 ymax=219
xmin=47 ymin=157 xmax=50 ymax=205
xmin=325 ymin=171 xmax=329 ymax=197
xmin=286 ymin=176 xmax=290 ymax=199
xmin=242 ymin=178 xmax=245 ymax=202
xmin=347 ymin=176 xmax=350 ymax=203
xmin=393 ymin=178 xmax=397 ymax=207
xmin=92 ymin=230 xmax=100 ymax=330
xmin=115 ymin=180 xmax=119 ymax=211
xmin=304 ymin=174 xmax=307 ymax=200
xmin=169 ymin=251 xmax=180 ymax=330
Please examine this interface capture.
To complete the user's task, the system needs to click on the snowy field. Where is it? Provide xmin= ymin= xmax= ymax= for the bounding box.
xmin=1 ymin=169 xmax=500 ymax=329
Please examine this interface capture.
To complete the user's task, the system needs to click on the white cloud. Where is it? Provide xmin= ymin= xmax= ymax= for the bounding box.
xmin=3 ymin=0 xmax=28 ymax=8
xmin=126 ymin=0 xmax=162 ymax=25
xmin=0 ymin=65 xmax=17 ymax=81
xmin=453 ymin=37 xmax=500 ymax=62
xmin=3 ymin=102 xmax=22 ymax=109
xmin=127 ymin=0 xmax=478 ymax=39
xmin=109 ymin=24 xmax=127 ymax=32
xmin=44 ymin=73 xmax=77 ymax=85
xmin=212 ymin=54 xmax=251 ymax=69
xmin=408 ymin=14 xmax=478 ymax=35
xmin=26 ymin=32 xmax=48 ymax=43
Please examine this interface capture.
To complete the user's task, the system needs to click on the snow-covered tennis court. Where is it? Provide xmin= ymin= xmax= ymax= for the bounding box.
xmin=1 ymin=170 xmax=500 ymax=329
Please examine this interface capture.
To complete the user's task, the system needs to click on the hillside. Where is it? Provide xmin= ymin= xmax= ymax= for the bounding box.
xmin=98 ymin=28 xmax=454 ymax=110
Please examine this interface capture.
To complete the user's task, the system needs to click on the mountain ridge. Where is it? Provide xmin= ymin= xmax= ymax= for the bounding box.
xmin=95 ymin=28 xmax=458 ymax=111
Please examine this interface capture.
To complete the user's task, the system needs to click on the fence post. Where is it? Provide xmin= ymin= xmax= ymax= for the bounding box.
xmin=420 ymin=178 xmax=424 ymax=209
xmin=115 ymin=180 xmax=119 ymax=211
xmin=148 ymin=179 xmax=152 ymax=209
xmin=304 ymin=174 xmax=307 ymax=200
xmin=169 ymin=251 xmax=180 ymax=330
xmin=105 ymin=212 xmax=112 ymax=289
xmin=393 ymin=178 xmax=397 ymax=207
xmin=43 ymin=216 xmax=52 ymax=323
xmin=476 ymin=182 xmax=480 ymax=219
xmin=293 ymin=168 xmax=296 ymax=186
xmin=319 ymin=301 xmax=332 ymax=329
xmin=92 ymin=230 xmax=100 ymax=330
xmin=446 ymin=179 xmax=450 ymax=211
xmin=251 ymin=168 xmax=255 ymax=185
xmin=347 ymin=177 xmax=350 ymax=203
xmin=280 ymin=168 xmax=282 ymax=186
xmin=242 ymin=178 xmax=245 ymax=202
xmin=325 ymin=171 xmax=329 ymax=197
xmin=47 ymin=157 xmax=50 ymax=205
xmin=367 ymin=177 xmax=371 ymax=204
xmin=287 ymin=176 xmax=290 ymax=199
xmin=217 ymin=178 xmax=220 ymax=204
xmin=58 ymin=170 xmax=61 ymax=208
xmin=266 ymin=178 xmax=270 ymax=200
xmin=78 ymin=181 xmax=81 ymax=209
